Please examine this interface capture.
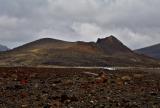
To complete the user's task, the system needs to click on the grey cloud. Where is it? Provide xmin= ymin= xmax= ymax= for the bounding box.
xmin=0 ymin=0 xmax=160 ymax=49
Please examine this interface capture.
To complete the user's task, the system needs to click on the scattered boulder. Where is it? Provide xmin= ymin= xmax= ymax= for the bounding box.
xmin=121 ymin=75 xmax=132 ymax=81
xmin=96 ymin=73 xmax=108 ymax=83
xmin=21 ymin=104 xmax=28 ymax=108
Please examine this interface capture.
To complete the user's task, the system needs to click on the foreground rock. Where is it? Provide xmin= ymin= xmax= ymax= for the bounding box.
xmin=0 ymin=67 xmax=160 ymax=108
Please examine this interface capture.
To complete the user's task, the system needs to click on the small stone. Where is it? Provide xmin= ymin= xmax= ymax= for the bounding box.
xmin=121 ymin=75 xmax=131 ymax=81
xmin=34 ymin=83 xmax=39 ymax=88
xmin=100 ymin=104 xmax=105 ymax=108
xmin=52 ymin=83 xmax=56 ymax=87
xmin=11 ymin=74 xmax=18 ymax=81
xmin=41 ymin=94 xmax=49 ymax=100
xmin=96 ymin=73 xmax=108 ymax=83
xmin=156 ymin=97 xmax=160 ymax=99
xmin=124 ymin=82 xmax=128 ymax=85
xmin=21 ymin=104 xmax=28 ymax=108
xmin=90 ymin=100 xmax=94 ymax=104
xmin=150 ymin=92 xmax=157 ymax=96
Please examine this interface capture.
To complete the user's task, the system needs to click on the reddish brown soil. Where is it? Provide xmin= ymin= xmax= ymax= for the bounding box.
xmin=0 ymin=67 xmax=160 ymax=108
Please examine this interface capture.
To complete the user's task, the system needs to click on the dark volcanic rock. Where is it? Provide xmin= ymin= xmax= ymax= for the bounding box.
xmin=96 ymin=35 xmax=132 ymax=54
xmin=0 ymin=67 xmax=160 ymax=107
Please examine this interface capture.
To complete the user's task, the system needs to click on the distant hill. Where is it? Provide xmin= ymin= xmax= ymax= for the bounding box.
xmin=0 ymin=35 xmax=159 ymax=67
xmin=0 ymin=44 xmax=9 ymax=51
xmin=135 ymin=43 xmax=160 ymax=59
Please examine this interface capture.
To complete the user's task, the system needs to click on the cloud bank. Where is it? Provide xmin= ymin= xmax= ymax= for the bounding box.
xmin=0 ymin=0 xmax=160 ymax=49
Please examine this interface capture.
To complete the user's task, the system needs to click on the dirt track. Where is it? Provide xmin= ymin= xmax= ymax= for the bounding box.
xmin=0 ymin=67 xmax=160 ymax=108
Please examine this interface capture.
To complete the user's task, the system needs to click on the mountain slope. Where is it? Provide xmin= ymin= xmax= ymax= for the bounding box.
xmin=0 ymin=38 xmax=104 ymax=66
xmin=0 ymin=36 xmax=159 ymax=67
xmin=96 ymin=36 xmax=132 ymax=54
xmin=135 ymin=43 xmax=160 ymax=59
xmin=0 ymin=44 xmax=9 ymax=51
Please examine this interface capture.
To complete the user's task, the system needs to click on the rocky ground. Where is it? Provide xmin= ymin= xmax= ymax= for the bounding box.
xmin=0 ymin=67 xmax=160 ymax=108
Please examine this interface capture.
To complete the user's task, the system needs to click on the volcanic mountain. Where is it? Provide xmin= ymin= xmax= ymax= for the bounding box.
xmin=97 ymin=36 xmax=132 ymax=54
xmin=136 ymin=43 xmax=160 ymax=59
xmin=0 ymin=36 xmax=159 ymax=67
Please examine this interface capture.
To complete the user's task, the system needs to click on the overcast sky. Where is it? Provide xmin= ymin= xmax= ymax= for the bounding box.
xmin=0 ymin=0 xmax=160 ymax=49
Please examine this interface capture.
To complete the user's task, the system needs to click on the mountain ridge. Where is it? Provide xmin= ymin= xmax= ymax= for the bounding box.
xmin=0 ymin=35 xmax=159 ymax=67
xmin=135 ymin=43 xmax=160 ymax=59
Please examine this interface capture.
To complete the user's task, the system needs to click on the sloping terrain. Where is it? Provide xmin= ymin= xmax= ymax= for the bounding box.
xmin=136 ymin=43 xmax=160 ymax=59
xmin=0 ymin=36 xmax=159 ymax=67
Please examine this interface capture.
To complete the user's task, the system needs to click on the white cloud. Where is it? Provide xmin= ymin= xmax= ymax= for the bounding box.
xmin=0 ymin=16 xmax=26 ymax=29
xmin=0 ymin=0 xmax=160 ymax=49
xmin=71 ymin=22 xmax=103 ymax=41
